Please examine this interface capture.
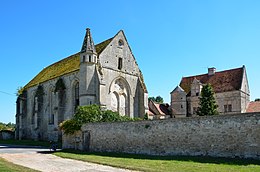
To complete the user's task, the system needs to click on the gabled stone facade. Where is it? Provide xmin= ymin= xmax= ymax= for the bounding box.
xmin=16 ymin=28 xmax=148 ymax=141
xmin=170 ymin=66 xmax=250 ymax=117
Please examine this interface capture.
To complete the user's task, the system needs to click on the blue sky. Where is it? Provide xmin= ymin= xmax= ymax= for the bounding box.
xmin=0 ymin=0 xmax=260 ymax=123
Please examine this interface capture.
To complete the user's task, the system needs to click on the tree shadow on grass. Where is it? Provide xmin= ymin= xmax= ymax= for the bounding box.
xmin=58 ymin=149 xmax=260 ymax=166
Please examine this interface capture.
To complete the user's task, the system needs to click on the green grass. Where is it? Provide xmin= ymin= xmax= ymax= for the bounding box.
xmin=0 ymin=139 xmax=61 ymax=148
xmin=0 ymin=158 xmax=38 ymax=172
xmin=54 ymin=149 xmax=260 ymax=172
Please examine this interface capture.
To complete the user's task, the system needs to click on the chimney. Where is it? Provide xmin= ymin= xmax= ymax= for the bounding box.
xmin=208 ymin=67 xmax=216 ymax=76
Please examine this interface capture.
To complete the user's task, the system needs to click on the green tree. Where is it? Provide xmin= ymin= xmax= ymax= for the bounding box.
xmin=148 ymin=96 xmax=164 ymax=103
xmin=148 ymin=97 xmax=156 ymax=102
xmin=0 ymin=122 xmax=15 ymax=131
xmin=197 ymin=84 xmax=218 ymax=116
xmin=255 ymin=98 xmax=260 ymax=102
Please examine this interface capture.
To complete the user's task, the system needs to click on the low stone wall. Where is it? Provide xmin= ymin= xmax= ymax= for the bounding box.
xmin=0 ymin=130 xmax=14 ymax=140
xmin=63 ymin=113 xmax=260 ymax=159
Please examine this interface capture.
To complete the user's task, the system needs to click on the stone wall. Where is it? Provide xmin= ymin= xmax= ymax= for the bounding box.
xmin=63 ymin=113 xmax=260 ymax=159
xmin=0 ymin=130 xmax=14 ymax=140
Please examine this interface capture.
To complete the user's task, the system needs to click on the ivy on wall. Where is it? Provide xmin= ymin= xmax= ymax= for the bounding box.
xmin=55 ymin=78 xmax=66 ymax=92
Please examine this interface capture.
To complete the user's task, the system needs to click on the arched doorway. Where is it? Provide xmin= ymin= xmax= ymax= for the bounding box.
xmin=110 ymin=78 xmax=130 ymax=116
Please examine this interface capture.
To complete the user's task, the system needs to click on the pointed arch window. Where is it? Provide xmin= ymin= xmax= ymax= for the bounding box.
xmin=74 ymin=82 xmax=79 ymax=110
xmin=49 ymin=88 xmax=54 ymax=125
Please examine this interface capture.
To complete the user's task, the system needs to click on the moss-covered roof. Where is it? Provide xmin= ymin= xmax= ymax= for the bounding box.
xmin=24 ymin=38 xmax=112 ymax=89
xmin=96 ymin=38 xmax=113 ymax=54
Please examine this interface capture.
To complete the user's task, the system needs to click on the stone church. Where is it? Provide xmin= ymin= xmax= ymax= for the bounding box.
xmin=16 ymin=28 xmax=148 ymax=141
xmin=170 ymin=66 xmax=250 ymax=117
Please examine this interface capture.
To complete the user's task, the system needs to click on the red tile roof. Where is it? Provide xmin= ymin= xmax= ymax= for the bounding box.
xmin=148 ymin=101 xmax=170 ymax=116
xmin=180 ymin=66 xmax=244 ymax=94
xmin=246 ymin=101 xmax=260 ymax=113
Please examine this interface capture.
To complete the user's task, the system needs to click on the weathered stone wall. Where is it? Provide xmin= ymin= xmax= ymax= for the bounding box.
xmin=22 ymin=71 xmax=79 ymax=141
xmin=63 ymin=113 xmax=260 ymax=159
xmin=0 ymin=131 xmax=14 ymax=140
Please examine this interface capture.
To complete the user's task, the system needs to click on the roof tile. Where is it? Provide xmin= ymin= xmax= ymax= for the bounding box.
xmin=246 ymin=101 xmax=260 ymax=113
xmin=180 ymin=67 xmax=243 ymax=94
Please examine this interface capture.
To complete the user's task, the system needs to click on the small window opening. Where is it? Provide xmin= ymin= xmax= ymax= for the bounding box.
xmin=89 ymin=55 xmax=91 ymax=62
xmin=228 ymin=104 xmax=232 ymax=112
xmin=118 ymin=57 xmax=122 ymax=70
xmin=118 ymin=39 xmax=124 ymax=46
xmin=83 ymin=55 xmax=85 ymax=62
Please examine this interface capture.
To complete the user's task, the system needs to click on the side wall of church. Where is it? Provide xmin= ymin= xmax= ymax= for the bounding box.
xmin=21 ymin=71 xmax=79 ymax=141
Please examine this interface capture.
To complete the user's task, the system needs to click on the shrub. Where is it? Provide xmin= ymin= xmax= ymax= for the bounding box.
xmin=60 ymin=105 xmax=141 ymax=134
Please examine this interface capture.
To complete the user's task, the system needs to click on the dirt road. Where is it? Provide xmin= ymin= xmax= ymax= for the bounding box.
xmin=0 ymin=144 xmax=136 ymax=172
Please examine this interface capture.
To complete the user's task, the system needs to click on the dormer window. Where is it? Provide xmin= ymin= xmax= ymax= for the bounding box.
xmin=118 ymin=39 xmax=124 ymax=46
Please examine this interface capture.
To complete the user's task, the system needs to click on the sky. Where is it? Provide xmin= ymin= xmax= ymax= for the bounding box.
xmin=0 ymin=0 xmax=260 ymax=123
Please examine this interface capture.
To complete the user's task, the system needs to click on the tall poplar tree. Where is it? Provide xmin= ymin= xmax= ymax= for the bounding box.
xmin=197 ymin=84 xmax=218 ymax=116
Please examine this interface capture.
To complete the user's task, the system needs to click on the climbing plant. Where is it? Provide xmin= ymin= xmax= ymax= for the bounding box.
xmin=35 ymin=85 xmax=44 ymax=111
xmin=55 ymin=78 xmax=66 ymax=92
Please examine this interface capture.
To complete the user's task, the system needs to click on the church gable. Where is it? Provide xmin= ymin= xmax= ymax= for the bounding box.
xmin=98 ymin=30 xmax=140 ymax=76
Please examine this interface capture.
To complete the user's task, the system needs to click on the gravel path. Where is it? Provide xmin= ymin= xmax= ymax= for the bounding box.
xmin=0 ymin=145 xmax=136 ymax=172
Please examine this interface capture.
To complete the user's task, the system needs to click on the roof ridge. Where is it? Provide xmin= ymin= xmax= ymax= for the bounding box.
xmin=183 ymin=66 xmax=243 ymax=79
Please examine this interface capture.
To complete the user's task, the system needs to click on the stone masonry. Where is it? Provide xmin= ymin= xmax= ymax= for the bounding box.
xmin=63 ymin=113 xmax=260 ymax=159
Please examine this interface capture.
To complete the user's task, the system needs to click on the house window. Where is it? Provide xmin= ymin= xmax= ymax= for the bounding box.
xmin=224 ymin=104 xmax=232 ymax=113
xmin=74 ymin=82 xmax=79 ymax=110
xmin=118 ymin=57 xmax=122 ymax=70
xmin=228 ymin=104 xmax=232 ymax=112
xmin=89 ymin=55 xmax=91 ymax=62
xmin=224 ymin=105 xmax=227 ymax=113
xmin=196 ymin=92 xmax=199 ymax=96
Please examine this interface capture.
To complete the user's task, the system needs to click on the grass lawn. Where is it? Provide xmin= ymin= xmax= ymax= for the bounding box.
xmin=0 ymin=158 xmax=38 ymax=172
xmin=54 ymin=149 xmax=260 ymax=172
